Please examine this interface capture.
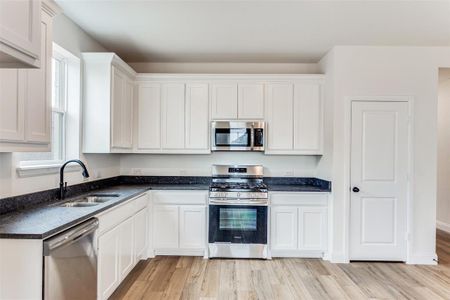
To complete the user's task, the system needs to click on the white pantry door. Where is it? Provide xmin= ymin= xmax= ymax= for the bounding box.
xmin=350 ymin=101 xmax=409 ymax=261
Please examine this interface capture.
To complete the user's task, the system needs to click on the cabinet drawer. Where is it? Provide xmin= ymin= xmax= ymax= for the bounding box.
xmin=97 ymin=193 xmax=148 ymax=235
xmin=152 ymin=190 xmax=207 ymax=205
xmin=270 ymin=192 xmax=328 ymax=206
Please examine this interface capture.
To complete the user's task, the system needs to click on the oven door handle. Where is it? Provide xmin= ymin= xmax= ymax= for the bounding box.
xmin=209 ymin=198 xmax=268 ymax=206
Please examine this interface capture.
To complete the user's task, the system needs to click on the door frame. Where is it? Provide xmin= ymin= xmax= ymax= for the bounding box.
xmin=343 ymin=96 xmax=414 ymax=263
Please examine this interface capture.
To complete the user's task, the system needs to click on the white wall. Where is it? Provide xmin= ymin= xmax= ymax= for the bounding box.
xmin=320 ymin=46 xmax=450 ymax=264
xmin=0 ymin=14 xmax=120 ymax=198
xmin=129 ymin=62 xmax=320 ymax=74
xmin=437 ymin=68 xmax=450 ymax=233
xmin=120 ymin=153 xmax=320 ymax=177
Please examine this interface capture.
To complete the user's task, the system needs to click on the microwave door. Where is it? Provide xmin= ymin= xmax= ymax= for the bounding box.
xmin=213 ymin=128 xmax=252 ymax=151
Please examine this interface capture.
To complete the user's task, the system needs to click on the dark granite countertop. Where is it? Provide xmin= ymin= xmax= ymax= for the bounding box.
xmin=0 ymin=176 xmax=330 ymax=240
xmin=0 ymin=185 xmax=151 ymax=240
xmin=267 ymin=184 xmax=330 ymax=192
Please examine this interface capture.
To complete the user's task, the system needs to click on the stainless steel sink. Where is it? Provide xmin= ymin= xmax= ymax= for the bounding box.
xmin=60 ymin=202 xmax=99 ymax=207
xmin=60 ymin=193 xmax=120 ymax=207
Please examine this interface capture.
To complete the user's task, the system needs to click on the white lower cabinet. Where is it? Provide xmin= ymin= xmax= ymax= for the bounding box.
xmin=134 ymin=208 xmax=148 ymax=261
xmin=153 ymin=205 xmax=179 ymax=249
xmin=270 ymin=192 xmax=328 ymax=257
xmin=179 ymin=205 xmax=206 ymax=249
xmin=118 ymin=217 xmax=134 ymax=280
xmin=98 ymin=226 xmax=120 ymax=300
xmin=152 ymin=190 xmax=207 ymax=256
xmin=97 ymin=193 xmax=149 ymax=300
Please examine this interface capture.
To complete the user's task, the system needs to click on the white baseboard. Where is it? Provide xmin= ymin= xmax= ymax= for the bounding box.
xmin=271 ymin=249 xmax=324 ymax=258
xmin=330 ymin=252 xmax=350 ymax=263
xmin=437 ymin=220 xmax=450 ymax=233
xmin=407 ymin=253 xmax=438 ymax=265
xmin=154 ymin=248 xmax=205 ymax=256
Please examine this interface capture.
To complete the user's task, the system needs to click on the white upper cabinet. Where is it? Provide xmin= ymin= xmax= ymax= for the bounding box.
xmin=211 ymin=82 xmax=264 ymax=120
xmin=0 ymin=3 xmax=58 ymax=152
xmin=0 ymin=0 xmax=42 ymax=68
xmin=135 ymin=77 xmax=210 ymax=154
xmin=265 ymin=78 xmax=324 ymax=155
xmin=185 ymin=83 xmax=209 ymax=150
xmin=265 ymin=83 xmax=294 ymax=151
xmin=211 ymin=83 xmax=238 ymax=119
xmin=137 ymin=83 xmax=161 ymax=150
xmin=162 ymin=83 xmax=185 ymax=150
xmin=293 ymin=82 xmax=323 ymax=153
xmin=238 ymin=83 xmax=264 ymax=119
xmin=82 ymin=53 xmax=136 ymax=153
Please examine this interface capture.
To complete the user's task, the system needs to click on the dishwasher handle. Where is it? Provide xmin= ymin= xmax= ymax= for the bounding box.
xmin=44 ymin=218 xmax=99 ymax=256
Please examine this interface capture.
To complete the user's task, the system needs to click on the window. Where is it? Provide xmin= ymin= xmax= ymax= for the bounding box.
xmin=16 ymin=43 xmax=81 ymax=176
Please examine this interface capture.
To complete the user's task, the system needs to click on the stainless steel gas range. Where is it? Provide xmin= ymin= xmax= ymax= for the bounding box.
xmin=208 ymin=164 xmax=268 ymax=259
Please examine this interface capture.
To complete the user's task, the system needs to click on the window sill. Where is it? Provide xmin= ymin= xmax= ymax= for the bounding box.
xmin=16 ymin=164 xmax=80 ymax=178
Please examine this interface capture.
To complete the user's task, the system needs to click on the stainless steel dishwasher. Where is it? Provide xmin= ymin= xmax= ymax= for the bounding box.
xmin=43 ymin=218 xmax=99 ymax=300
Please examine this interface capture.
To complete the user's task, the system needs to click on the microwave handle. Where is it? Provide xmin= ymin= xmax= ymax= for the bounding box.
xmin=250 ymin=127 xmax=255 ymax=150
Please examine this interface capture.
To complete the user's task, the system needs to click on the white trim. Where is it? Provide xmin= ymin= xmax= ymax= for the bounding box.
xmin=344 ymin=96 xmax=414 ymax=263
xmin=16 ymin=164 xmax=80 ymax=178
xmin=136 ymin=73 xmax=324 ymax=82
xmin=437 ymin=220 xmax=450 ymax=233
xmin=407 ymin=253 xmax=438 ymax=265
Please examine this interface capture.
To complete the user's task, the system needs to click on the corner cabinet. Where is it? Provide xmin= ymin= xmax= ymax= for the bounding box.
xmin=0 ymin=1 xmax=59 ymax=152
xmin=135 ymin=77 xmax=210 ymax=154
xmin=265 ymin=78 xmax=324 ymax=155
xmin=152 ymin=190 xmax=207 ymax=256
xmin=0 ymin=0 xmax=42 ymax=68
xmin=82 ymin=53 xmax=136 ymax=153
xmin=270 ymin=192 xmax=328 ymax=258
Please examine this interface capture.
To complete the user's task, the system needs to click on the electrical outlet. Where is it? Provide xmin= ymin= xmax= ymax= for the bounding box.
xmin=284 ymin=170 xmax=294 ymax=176
xmin=133 ymin=168 xmax=143 ymax=175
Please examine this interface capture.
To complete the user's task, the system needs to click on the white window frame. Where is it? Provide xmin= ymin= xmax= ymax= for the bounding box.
xmin=16 ymin=43 xmax=81 ymax=177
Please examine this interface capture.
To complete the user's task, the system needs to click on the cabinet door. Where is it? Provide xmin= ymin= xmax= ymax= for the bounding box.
xmin=25 ymin=13 xmax=51 ymax=144
xmin=298 ymin=207 xmax=327 ymax=251
xmin=111 ymin=67 xmax=125 ymax=148
xmin=98 ymin=227 xmax=120 ymax=300
xmin=0 ymin=69 xmax=25 ymax=142
xmin=118 ymin=217 xmax=134 ymax=281
xmin=211 ymin=83 xmax=238 ymax=119
xmin=294 ymin=83 xmax=323 ymax=154
xmin=265 ymin=83 xmax=294 ymax=152
xmin=185 ymin=83 xmax=209 ymax=150
xmin=137 ymin=83 xmax=161 ymax=150
xmin=161 ymin=83 xmax=185 ymax=149
xmin=271 ymin=206 xmax=298 ymax=250
xmin=179 ymin=205 xmax=206 ymax=249
xmin=0 ymin=0 xmax=41 ymax=68
xmin=121 ymin=79 xmax=134 ymax=148
xmin=153 ymin=205 xmax=179 ymax=249
xmin=238 ymin=83 xmax=264 ymax=119
xmin=134 ymin=208 xmax=148 ymax=261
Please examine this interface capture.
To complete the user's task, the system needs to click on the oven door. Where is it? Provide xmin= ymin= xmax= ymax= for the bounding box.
xmin=208 ymin=204 xmax=267 ymax=244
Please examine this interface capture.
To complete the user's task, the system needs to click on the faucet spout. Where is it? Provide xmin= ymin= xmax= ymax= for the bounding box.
xmin=59 ymin=159 xmax=90 ymax=200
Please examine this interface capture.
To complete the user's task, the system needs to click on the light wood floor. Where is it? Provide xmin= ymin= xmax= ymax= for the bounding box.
xmin=111 ymin=231 xmax=450 ymax=300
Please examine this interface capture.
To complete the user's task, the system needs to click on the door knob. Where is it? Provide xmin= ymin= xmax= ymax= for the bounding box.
xmin=352 ymin=187 xmax=360 ymax=193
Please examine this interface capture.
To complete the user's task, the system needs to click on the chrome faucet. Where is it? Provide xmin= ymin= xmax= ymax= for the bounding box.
xmin=59 ymin=159 xmax=90 ymax=200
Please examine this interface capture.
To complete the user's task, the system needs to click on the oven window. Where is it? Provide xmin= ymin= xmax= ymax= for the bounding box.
xmin=215 ymin=128 xmax=251 ymax=147
xmin=219 ymin=208 xmax=257 ymax=231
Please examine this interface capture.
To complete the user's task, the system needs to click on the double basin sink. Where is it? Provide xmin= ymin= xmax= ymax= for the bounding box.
xmin=60 ymin=193 xmax=120 ymax=207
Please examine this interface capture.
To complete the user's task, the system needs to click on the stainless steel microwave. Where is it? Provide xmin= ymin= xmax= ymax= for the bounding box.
xmin=211 ymin=121 xmax=264 ymax=151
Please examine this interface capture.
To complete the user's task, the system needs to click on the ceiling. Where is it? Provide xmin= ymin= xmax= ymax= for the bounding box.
xmin=56 ymin=0 xmax=450 ymax=63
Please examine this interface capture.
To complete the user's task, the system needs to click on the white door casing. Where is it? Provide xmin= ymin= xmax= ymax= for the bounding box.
xmin=350 ymin=101 xmax=409 ymax=261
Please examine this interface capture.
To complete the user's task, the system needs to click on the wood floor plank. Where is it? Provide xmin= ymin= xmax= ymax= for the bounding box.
xmin=111 ymin=232 xmax=450 ymax=300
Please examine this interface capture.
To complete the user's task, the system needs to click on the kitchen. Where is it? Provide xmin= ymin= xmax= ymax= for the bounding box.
xmin=0 ymin=1 xmax=450 ymax=299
